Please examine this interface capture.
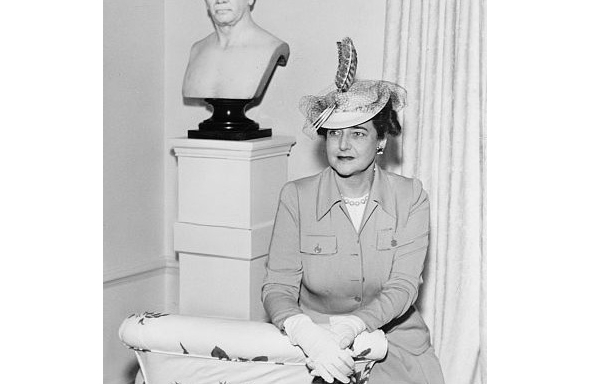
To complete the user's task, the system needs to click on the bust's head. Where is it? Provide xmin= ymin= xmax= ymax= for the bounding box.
xmin=205 ymin=0 xmax=255 ymax=27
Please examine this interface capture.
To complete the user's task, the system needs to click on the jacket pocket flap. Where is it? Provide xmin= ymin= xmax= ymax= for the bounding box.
xmin=377 ymin=228 xmax=396 ymax=250
xmin=300 ymin=235 xmax=337 ymax=255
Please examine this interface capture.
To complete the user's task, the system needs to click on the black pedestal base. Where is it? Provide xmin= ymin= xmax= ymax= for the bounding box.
xmin=187 ymin=128 xmax=272 ymax=140
xmin=188 ymin=98 xmax=270 ymax=141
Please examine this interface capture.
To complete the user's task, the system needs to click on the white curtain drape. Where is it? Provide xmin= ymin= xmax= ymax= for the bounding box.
xmin=382 ymin=1 xmax=486 ymax=384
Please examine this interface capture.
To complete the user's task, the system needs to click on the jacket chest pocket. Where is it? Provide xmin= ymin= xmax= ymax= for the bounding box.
xmin=300 ymin=235 xmax=337 ymax=255
xmin=377 ymin=228 xmax=398 ymax=250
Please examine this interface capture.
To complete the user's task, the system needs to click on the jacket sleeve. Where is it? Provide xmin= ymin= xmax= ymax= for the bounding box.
xmin=261 ymin=182 xmax=304 ymax=330
xmin=351 ymin=178 xmax=430 ymax=332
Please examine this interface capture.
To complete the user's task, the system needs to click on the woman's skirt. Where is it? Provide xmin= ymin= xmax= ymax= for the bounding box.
xmin=368 ymin=344 xmax=444 ymax=384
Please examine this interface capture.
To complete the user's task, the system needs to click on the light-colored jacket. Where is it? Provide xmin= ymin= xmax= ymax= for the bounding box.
xmin=262 ymin=166 xmax=433 ymax=355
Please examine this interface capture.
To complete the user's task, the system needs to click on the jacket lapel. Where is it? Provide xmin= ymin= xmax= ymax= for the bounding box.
xmin=316 ymin=167 xmax=343 ymax=221
xmin=358 ymin=166 xmax=398 ymax=233
xmin=370 ymin=166 xmax=397 ymax=219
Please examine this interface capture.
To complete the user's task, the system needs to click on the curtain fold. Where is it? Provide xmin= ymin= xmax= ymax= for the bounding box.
xmin=383 ymin=1 xmax=486 ymax=383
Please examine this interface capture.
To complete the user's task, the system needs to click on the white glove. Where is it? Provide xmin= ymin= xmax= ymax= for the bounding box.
xmin=284 ymin=314 xmax=354 ymax=383
xmin=329 ymin=315 xmax=366 ymax=349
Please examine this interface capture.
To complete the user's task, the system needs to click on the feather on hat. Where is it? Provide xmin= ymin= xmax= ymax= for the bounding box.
xmin=299 ymin=37 xmax=407 ymax=138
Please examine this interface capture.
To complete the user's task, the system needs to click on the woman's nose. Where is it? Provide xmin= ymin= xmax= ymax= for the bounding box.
xmin=339 ymin=133 xmax=351 ymax=150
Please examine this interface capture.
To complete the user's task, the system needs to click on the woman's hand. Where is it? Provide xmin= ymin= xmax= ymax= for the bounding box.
xmin=329 ymin=315 xmax=367 ymax=348
xmin=284 ymin=314 xmax=355 ymax=383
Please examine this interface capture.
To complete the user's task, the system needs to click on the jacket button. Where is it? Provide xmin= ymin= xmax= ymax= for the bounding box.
xmin=391 ymin=239 xmax=397 ymax=247
xmin=354 ymin=296 xmax=361 ymax=302
xmin=314 ymin=244 xmax=322 ymax=253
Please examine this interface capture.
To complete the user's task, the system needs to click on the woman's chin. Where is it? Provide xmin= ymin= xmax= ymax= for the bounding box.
xmin=334 ymin=170 xmax=353 ymax=178
xmin=331 ymin=165 xmax=360 ymax=178
xmin=330 ymin=161 xmax=374 ymax=179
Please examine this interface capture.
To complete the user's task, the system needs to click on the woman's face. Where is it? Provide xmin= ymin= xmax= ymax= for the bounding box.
xmin=325 ymin=120 xmax=386 ymax=178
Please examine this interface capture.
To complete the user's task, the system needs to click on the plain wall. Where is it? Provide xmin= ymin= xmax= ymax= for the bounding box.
xmin=104 ymin=0 xmax=175 ymax=383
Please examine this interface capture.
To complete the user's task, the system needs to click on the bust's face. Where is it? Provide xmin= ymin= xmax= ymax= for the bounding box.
xmin=205 ymin=0 xmax=254 ymax=27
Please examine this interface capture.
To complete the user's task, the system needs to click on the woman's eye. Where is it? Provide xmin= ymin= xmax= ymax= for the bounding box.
xmin=327 ymin=130 xmax=340 ymax=136
xmin=353 ymin=131 xmax=366 ymax=137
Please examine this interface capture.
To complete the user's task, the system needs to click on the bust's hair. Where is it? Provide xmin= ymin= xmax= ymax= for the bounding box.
xmin=317 ymin=99 xmax=402 ymax=139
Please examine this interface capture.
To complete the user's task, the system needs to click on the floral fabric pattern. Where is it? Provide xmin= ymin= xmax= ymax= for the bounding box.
xmin=120 ymin=312 xmax=385 ymax=384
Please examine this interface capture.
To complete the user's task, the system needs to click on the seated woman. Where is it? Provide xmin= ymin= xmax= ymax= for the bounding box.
xmin=261 ymin=65 xmax=445 ymax=382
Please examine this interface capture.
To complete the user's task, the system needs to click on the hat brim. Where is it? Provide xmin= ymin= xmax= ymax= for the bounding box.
xmin=321 ymin=111 xmax=379 ymax=129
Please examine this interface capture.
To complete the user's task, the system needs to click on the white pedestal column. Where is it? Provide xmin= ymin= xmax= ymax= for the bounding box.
xmin=172 ymin=136 xmax=296 ymax=321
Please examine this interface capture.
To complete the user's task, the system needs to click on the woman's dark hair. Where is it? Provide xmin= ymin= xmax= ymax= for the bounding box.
xmin=317 ymin=99 xmax=401 ymax=139
xmin=372 ymin=100 xmax=402 ymax=139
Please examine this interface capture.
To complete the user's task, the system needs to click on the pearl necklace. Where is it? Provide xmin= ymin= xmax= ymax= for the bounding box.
xmin=341 ymin=194 xmax=369 ymax=206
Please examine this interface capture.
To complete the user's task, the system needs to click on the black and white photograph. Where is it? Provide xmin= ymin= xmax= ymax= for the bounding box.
xmin=104 ymin=1 xmax=484 ymax=383
xmin=6 ymin=0 xmax=588 ymax=384
xmin=103 ymin=0 xmax=485 ymax=383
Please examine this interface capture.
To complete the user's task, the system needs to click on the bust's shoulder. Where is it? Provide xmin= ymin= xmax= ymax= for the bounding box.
xmin=257 ymin=30 xmax=286 ymax=47
xmin=249 ymin=26 xmax=289 ymax=53
xmin=190 ymin=33 xmax=215 ymax=52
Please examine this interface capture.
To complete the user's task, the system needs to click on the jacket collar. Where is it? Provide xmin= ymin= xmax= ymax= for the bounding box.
xmin=316 ymin=166 xmax=397 ymax=221
xmin=370 ymin=165 xmax=397 ymax=218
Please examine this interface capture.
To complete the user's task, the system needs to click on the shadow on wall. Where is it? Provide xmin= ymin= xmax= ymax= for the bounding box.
xmin=378 ymin=136 xmax=402 ymax=171
xmin=124 ymin=361 xmax=140 ymax=384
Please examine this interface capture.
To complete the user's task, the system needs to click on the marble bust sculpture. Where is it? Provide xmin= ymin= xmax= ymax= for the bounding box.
xmin=182 ymin=0 xmax=290 ymax=100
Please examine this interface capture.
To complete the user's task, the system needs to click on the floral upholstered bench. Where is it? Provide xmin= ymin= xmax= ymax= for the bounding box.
xmin=119 ymin=312 xmax=387 ymax=384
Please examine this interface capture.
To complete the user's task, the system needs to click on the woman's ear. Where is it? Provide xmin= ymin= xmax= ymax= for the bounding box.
xmin=376 ymin=138 xmax=387 ymax=155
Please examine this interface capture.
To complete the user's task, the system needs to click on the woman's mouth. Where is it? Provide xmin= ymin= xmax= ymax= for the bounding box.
xmin=337 ymin=156 xmax=355 ymax=161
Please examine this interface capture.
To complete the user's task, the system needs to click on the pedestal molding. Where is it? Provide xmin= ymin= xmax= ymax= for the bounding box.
xmin=177 ymin=252 xmax=268 ymax=262
xmin=174 ymin=221 xmax=273 ymax=259
xmin=174 ymin=147 xmax=292 ymax=161
xmin=171 ymin=136 xmax=295 ymax=161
